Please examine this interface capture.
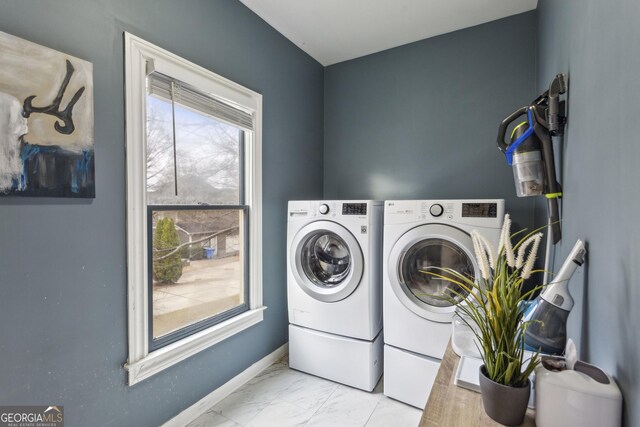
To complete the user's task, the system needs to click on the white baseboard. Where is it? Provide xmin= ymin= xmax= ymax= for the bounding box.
xmin=162 ymin=343 xmax=288 ymax=427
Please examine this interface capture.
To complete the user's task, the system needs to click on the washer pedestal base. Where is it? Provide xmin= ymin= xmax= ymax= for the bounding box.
xmin=289 ymin=324 xmax=383 ymax=391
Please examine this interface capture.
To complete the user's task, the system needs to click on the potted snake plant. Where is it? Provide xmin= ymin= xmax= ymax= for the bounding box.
xmin=422 ymin=214 xmax=543 ymax=426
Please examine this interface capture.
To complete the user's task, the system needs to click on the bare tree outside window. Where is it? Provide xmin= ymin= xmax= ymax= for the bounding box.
xmin=145 ymin=87 xmax=246 ymax=345
xmin=146 ymin=100 xmax=174 ymax=194
xmin=146 ymin=95 xmax=241 ymax=205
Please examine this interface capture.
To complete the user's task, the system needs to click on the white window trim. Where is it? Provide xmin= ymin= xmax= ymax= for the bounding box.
xmin=123 ymin=32 xmax=264 ymax=386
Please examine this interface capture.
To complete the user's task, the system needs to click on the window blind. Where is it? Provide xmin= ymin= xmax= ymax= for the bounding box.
xmin=147 ymin=71 xmax=254 ymax=131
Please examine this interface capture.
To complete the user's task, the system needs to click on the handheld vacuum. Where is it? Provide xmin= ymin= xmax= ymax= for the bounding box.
xmin=497 ymin=74 xmax=567 ymax=243
xmin=523 ymin=239 xmax=587 ymax=354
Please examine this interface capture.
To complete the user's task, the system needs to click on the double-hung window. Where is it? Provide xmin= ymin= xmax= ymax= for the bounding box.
xmin=124 ymin=33 xmax=263 ymax=385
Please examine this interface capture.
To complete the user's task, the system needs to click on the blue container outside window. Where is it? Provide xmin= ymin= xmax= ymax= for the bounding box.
xmin=203 ymin=247 xmax=215 ymax=259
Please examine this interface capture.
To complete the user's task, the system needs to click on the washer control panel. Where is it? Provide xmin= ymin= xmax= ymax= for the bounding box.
xmin=429 ymin=203 xmax=444 ymax=217
xmin=289 ymin=200 xmax=375 ymax=219
xmin=342 ymin=203 xmax=367 ymax=215
xmin=319 ymin=204 xmax=330 ymax=215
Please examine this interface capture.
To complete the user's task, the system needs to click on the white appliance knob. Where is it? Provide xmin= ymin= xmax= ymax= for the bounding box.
xmin=319 ymin=204 xmax=330 ymax=215
xmin=429 ymin=204 xmax=444 ymax=217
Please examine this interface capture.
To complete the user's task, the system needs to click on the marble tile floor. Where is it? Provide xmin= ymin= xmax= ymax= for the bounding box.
xmin=186 ymin=357 xmax=422 ymax=427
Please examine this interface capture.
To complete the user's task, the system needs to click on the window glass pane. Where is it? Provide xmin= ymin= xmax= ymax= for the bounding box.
xmin=145 ymin=93 xmax=242 ymax=205
xmin=151 ymin=208 xmax=244 ymax=339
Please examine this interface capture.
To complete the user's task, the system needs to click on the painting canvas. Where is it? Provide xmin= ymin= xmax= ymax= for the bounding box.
xmin=0 ymin=30 xmax=94 ymax=198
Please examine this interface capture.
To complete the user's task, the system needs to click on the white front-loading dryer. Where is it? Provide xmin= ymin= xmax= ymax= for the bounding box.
xmin=287 ymin=200 xmax=383 ymax=391
xmin=383 ymin=199 xmax=504 ymax=408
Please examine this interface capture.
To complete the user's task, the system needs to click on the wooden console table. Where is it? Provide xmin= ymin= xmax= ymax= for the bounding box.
xmin=419 ymin=342 xmax=535 ymax=426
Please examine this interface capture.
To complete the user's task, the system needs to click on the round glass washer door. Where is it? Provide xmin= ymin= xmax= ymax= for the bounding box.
xmin=388 ymin=224 xmax=478 ymax=322
xmin=290 ymin=220 xmax=364 ymax=302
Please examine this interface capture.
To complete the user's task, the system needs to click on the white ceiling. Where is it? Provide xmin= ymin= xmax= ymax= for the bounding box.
xmin=240 ymin=0 xmax=538 ymax=66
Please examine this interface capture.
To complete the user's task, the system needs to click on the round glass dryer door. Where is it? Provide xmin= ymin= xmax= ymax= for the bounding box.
xmin=400 ymin=238 xmax=474 ymax=306
xmin=388 ymin=224 xmax=478 ymax=322
xmin=290 ymin=221 xmax=364 ymax=302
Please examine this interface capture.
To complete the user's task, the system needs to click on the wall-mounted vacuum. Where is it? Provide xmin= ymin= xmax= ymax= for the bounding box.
xmin=497 ymin=74 xmax=567 ymax=243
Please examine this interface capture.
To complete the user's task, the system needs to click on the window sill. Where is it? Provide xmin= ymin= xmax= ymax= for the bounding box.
xmin=125 ymin=306 xmax=266 ymax=386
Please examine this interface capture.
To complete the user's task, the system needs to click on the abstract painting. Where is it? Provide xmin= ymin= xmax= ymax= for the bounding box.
xmin=0 ymin=30 xmax=94 ymax=198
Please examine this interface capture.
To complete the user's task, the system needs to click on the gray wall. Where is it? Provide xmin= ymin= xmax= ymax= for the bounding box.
xmin=537 ymin=1 xmax=640 ymax=425
xmin=0 ymin=1 xmax=323 ymax=426
xmin=324 ymin=12 xmax=538 ymax=229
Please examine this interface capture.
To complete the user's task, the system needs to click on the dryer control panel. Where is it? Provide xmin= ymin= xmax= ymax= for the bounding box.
xmin=461 ymin=202 xmax=499 ymax=218
xmin=384 ymin=199 xmax=504 ymax=228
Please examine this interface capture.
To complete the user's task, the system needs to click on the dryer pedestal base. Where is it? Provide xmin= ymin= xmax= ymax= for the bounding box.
xmin=289 ymin=324 xmax=383 ymax=391
xmin=384 ymin=344 xmax=441 ymax=409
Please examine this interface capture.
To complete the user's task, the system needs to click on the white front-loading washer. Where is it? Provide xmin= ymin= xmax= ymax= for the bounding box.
xmin=383 ymin=199 xmax=504 ymax=408
xmin=287 ymin=200 xmax=383 ymax=391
